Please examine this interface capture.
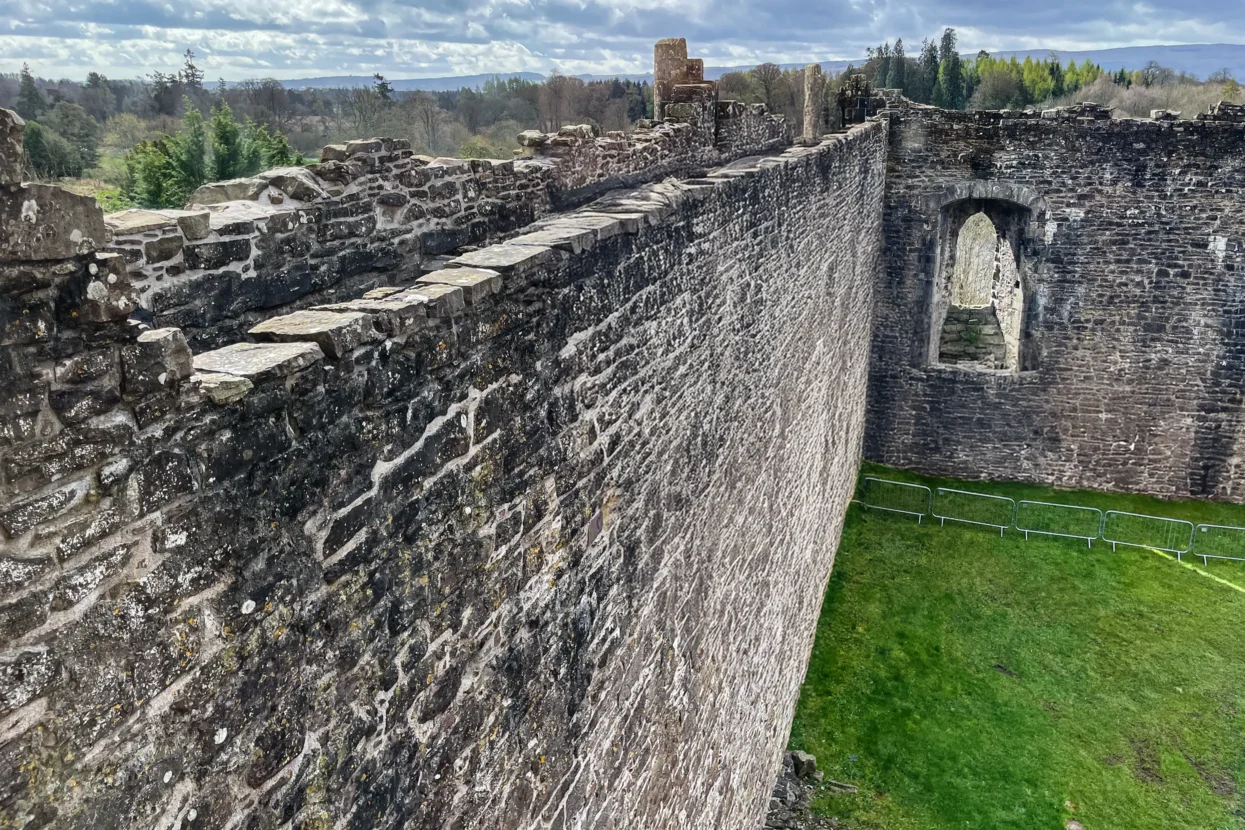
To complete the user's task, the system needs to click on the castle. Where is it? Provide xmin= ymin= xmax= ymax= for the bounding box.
xmin=2 ymin=38 xmax=1244 ymax=829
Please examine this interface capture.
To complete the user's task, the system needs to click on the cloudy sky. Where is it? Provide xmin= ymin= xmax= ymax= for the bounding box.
xmin=2 ymin=0 xmax=1243 ymax=81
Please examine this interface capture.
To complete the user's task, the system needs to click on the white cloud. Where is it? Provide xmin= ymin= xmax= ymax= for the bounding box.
xmin=1 ymin=0 xmax=1243 ymax=79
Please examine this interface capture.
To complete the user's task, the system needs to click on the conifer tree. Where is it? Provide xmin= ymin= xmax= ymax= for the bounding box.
xmin=16 ymin=64 xmax=46 ymax=121
xmin=916 ymin=39 xmax=940 ymax=103
xmin=166 ymin=101 xmax=209 ymax=204
xmin=934 ymin=28 xmax=966 ymax=109
xmin=209 ymin=102 xmax=244 ymax=180
xmin=886 ymin=39 xmax=907 ymax=92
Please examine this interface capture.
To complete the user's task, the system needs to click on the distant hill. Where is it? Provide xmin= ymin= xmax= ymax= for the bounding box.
xmin=273 ymin=44 xmax=1245 ymax=90
xmin=278 ymin=72 xmax=545 ymax=91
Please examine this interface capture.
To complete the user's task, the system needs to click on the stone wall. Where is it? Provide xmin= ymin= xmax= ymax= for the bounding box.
xmin=1 ymin=114 xmax=887 ymax=830
xmin=103 ymin=141 xmax=553 ymax=352
xmin=94 ymin=41 xmax=793 ymax=357
xmin=866 ymin=107 xmax=1245 ymax=499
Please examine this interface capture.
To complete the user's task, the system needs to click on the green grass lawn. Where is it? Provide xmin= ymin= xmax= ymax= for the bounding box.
xmin=789 ymin=463 xmax=1245 ymax=830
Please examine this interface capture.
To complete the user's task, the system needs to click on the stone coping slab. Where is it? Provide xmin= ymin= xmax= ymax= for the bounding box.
xmin=192 ymin=341 xmax=324 ymax=381
xmin=249 ymin=309 xmax=378 ymax=359
xmin=417 ymin=268 xmax=502 ymax=305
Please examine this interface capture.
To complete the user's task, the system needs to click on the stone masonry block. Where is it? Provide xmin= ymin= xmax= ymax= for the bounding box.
xmin=104 ymin=208 xmax=210 ymax=240
xmin=193 ymin=341 xmax=324 ymax=382
xmin=188 ymin=177 xmax=269 ymax=206
xmin=258 ymin=167 xmax=329 ymax=202
xmin=142 ymin=235 xmax=184 ymax=264
xmin=508 ymin=225 xmax=598 ymax=254
xmin=449 ymin=242 xmax=557 ymax=275
xmin=184 ymin=238 xmax=252 ymax=271
xmin=1 ymin=107 xmax=23 ymax=185
xmin=249 ymin=309 xmax=379 ymax=359
xmin=0 ymin=183 xmax=108 ymax=261
xmin=418 ymin=268 xmax=502 ymax=305
xmin=314 ymin=293 xmax=429 ymax=336
xmin=192 ymin=372 xmax=254 ymax=405
xmin=122 ymin=328 xmax=194 ymax=394
xmin=398 ymin=284 xmax=466 ymax=318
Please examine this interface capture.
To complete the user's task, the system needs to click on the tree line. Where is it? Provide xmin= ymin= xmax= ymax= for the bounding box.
xmin=714 ymin=28 xmax=1240 ymax=128
xmin=7 ymin=33 xmax=1239 ymax=210
xmin=4 ymin=52 xmax=652 ymax=209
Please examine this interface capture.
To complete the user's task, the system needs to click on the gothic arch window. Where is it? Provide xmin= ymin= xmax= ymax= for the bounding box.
xmin=929 ymin=197 xmax=1035 ymax=373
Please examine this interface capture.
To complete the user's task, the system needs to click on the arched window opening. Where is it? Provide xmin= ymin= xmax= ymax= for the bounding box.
xmin=930 ymin=201 xmax=1032 ymax=373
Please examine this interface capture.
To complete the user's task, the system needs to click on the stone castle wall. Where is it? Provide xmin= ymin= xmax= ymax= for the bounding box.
xmin=1 ymin=76 xmax=885 ymax=830
xmin=95 ymin=73 xmax=790 ymax=357
xmin=866 ymin=107 xmax=1245 ymax=499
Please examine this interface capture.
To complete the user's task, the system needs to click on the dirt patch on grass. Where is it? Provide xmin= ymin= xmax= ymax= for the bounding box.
xmin=1183 ymin=753 xmax=1237 ymax=797
xmin=1131 ymin=739 xmax=1164 ymax=784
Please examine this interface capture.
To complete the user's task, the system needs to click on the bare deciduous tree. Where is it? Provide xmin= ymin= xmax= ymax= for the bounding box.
xmin=749 ymin=63 xmax=784 ymax=109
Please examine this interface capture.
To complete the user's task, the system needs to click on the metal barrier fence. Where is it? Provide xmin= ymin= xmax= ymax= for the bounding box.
xmin=1193 ymin=524 xmax=1245 ymax=565
xmin=857 ymin=477 xmax=1245 ymax=564
xmin=859 ymin=477 xmax=931 ymax=522
xmin=1014 ymin=500 xmax=1101 ymax=548
xmin=932 ymin=488 xmax=1014 ymax=536
xmin=1101 ymin=510 xmax=1194 ymax=560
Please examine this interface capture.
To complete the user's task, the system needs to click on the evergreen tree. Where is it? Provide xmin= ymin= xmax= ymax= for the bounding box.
xmin=874 ymin=43 xmax=892 ymax=89
xmin=80 ymin=72 xmax=116 ymax=121
xmin=886 ymin=39 xmax=907 ymax=92
xmin=1048 ymin=54 xmax=1066 ymax=98
xmin=22 ymin=121 xmax=82 ymax=178
xmin=165 ymin=100 xmax=209 ymax=204
xmin=373 ymin=73 xmax=394 ymax=105
xmin=149 ymin=72 xmax=182 ymax=116
xmin=128 ymin=139 xmax=173 ymax=208
xmin=181 ymin=50 xmax=205 ymax=91
xmin=16 ymin=64 xmax=47 ymax=121
xmin=916 ymin=39 xmax=940 ymax=103
xmin=935 ymin=28 xmax=966 ymax=109
xmin=209 ymin=101 xmax=244 ymax=180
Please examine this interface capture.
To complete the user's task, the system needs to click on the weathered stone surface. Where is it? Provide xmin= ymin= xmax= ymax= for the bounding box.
xmin=142 ymin=234 xmax=184 ymax=264
xmin=419 ymin=267 xmax=502 ymax=304
xmin=122 ymin=328 xmax=193 ymax=394
xmin=802 ymin=64 xmax=826 ymax=144
xmin=192 ymin=340 xmax=324 ymax=380
xmin=249 ymin=309 xmax=377 ymax=358
xmin=517 ymin=130 xmax=548 ymax=147
xmin=183 ymin=237 xmax=252 ymax=271
xmin=449 ymin=241 xmax=557 ymax=274
xmin=188 ymin=177 xmax=269 ymax=205
xmin=257 ymin=166 xmax=328 ymax=202
xmin=346 ymin=138 xmax=383 ymax=155
xmin=0 ymin=117 xmax=884 ymax=830
xmin=78 ymin=252 xmax=140 ymax=322
xmin=104 ymin=208 xmax=212 ymax=240
xmin=2 ymin=107 xmax=26 ymax=185
xmin=866 ymin=107 xmax=1245 ymax=499
xmin=313 ymin=292 xmax=429 ymax=336
xmin=191 ymin=371 xmax=254 ymax=404
xmin=320 ymin=143 xmax=349 ymax=161
xmin=399 ymin=283 xmax=465 ymax=317
xmin=0 ymin=183 xmax=108 ymax=260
